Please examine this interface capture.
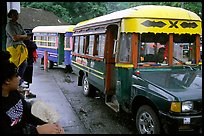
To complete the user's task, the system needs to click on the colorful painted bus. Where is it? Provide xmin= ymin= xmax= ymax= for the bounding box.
xmin=71 ymin=5 xmax=202 ymax=134
xmin=32 ymin=25 xmax=75 ymax=72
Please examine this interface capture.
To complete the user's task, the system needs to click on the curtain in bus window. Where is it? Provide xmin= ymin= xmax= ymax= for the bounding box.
xmin=98 ymin=34 xmax=105 ymax=57
xmin=74 ymin=36 xmax=79 ymax=53
xmin=88 ymin=35 xmax=94 ymax=55
xmin=79 ymin=36 xmax=84 ymax=54
xmin=119 ymin=33 xmax=132 ymax=62
xmin=94 ymin=35 xmax=99 ymax=56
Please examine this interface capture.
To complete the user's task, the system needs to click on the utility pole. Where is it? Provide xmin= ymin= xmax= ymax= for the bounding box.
xmin=7 ymin=2 xmax=21 ymax=13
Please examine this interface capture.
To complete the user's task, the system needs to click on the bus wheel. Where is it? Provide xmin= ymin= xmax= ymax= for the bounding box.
xmin=136 ymin=105 xmax=160 ymax=134
xmin=41 ymin=57 xmax=44 ymax=65
xmin=48 ymin=60 xmax=54 ymax=69
xmin=82 ymin=75 xmax=94 ymax=97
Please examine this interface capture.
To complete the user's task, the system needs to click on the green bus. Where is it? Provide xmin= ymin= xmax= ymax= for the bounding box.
xmin=71 ymin=5 xmax=202 ymax=134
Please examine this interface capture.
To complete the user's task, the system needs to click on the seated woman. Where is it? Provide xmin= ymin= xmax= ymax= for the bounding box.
xmin=1 ymin=51 xmax=64 ymax=134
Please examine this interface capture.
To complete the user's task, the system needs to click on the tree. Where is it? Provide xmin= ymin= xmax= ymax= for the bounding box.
xmin=21 ymin=2 xmax=202 ymax=24
xmin=128 ymin=2 xmax=202 ymax=18
xmin=21 ymin=2 xmax=107 ymax=24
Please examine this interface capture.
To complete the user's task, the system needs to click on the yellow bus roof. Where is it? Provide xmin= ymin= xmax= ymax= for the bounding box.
xmin=75 ymin=5 xmax=201 ymax=34
xmin=32 ymin=25 xmax=75 ymax=33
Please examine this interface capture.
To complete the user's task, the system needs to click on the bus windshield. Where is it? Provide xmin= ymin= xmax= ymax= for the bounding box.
xmin=131 ymin=33 xmax=200 ymax=66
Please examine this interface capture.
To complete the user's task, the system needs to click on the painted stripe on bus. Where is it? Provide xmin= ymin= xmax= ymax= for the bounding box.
xmin=72 ymin=60 xmax=104 ymax=75
xmin=33 ymin=40 xmax=56 ymax=43
xmin=49 ymin=54 xmax=58 ymax=58
xmin=72 ymin=62 xmax=104 ymax=80
xmin=36 ymin=46 xmax=57 ymax=49
xmin=115 ymin=63 xmax=134 ymax=68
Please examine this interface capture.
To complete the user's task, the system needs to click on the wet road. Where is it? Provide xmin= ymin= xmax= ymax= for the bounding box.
xmin=44 ymin=66 xmax=137 ymax=134
xmin=32 ymin=61 xmax=136 ymax=134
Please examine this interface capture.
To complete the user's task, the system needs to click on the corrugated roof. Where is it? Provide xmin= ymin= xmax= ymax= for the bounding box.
xmin=18 ymin=7 xmax=68 ymax=29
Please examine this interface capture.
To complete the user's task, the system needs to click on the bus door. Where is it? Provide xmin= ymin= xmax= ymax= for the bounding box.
xmin=104 ymin=25 xmax=118 ymax=95
xmin=58 ymin=33 xmax=65 ymax=65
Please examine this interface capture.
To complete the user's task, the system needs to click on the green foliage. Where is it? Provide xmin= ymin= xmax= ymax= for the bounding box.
xmin=105 ymin=2 xmax=129 ymax=13
xmin=59 ymin=2 xmax=107 ymax=24
xmin=128 ymin=2 xmax=202 ymax=18
xmin=21 ymin=2 xmax=202 ymax=25
xmin=184 ymin=2 xmax=202 ymax=17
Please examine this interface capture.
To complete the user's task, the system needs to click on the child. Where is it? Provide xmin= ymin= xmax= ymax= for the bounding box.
xmin=1 ymin=51 xmax=64 ymax=134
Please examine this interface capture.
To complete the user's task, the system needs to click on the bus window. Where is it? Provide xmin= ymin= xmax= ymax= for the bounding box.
xmin=140 ymin=42 xmax=166 ymax=63
xmin=84 ymin=36 xmax=89 ymax=54
xmin=48 ymin=36 xmax=56 ymax=47
xmin=88 ymin=35 xmax=94 ymax=56
xmin=93 ymin=35 xmax=99 ymax=56
xmin=34 ymin=35 xmax=40 ymax=46
xmin=97 ymin=34 xmax=105 ymax=57
xmin=118 ymin=33 xmax=132 ymax=62
xmin=42 ymin=36 xmax=47 ymax=46
xmin=74 ymin=36 xmax=79 ymax=53
xmin=65 ymin=36 xmax=70 ymax=48
xmin=138 ymin=32 xmax=169 ymax=65
xmin=141 ymin=42 xmax=156 ymax=62
xmin=173 ymin=43 xmax=195 ymax=65
xmin=79 ymin=36 xmax=84 ymax=54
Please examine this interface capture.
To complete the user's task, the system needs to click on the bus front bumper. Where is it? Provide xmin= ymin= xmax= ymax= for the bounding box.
xmin=159 ymin=111 xmax=202 ymax=134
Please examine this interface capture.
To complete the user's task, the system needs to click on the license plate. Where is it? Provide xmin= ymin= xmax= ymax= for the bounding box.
xmin=183 ymin=118 xmax=190 ymax=124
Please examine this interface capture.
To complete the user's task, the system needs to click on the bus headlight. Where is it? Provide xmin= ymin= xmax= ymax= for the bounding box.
xmin=182 ymin=101 xmax=193 ymax=112
xmin=170 ymin=101 xmax=193 ymax=113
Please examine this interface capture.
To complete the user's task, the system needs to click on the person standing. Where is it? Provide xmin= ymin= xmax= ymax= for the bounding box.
xmin=22 ymin=33 xmax=38 ymax=99
xmin=6 ymin=9 xmax=30 ymax=89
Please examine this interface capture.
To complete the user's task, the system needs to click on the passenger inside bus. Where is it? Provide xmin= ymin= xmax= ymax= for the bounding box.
xmin=141 ymin=42 xmax=166 ymax=64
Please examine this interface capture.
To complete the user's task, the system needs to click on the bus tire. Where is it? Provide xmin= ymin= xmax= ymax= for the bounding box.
xmin=82 ymin=75 xmax=94 ymax=97
xmin=136 ymin=105 xmax=160 ymax=134
xmin=48 ymin=60 xmax=54 ymax=69
xmin=41 ymin=57 xmax=44 ymax=65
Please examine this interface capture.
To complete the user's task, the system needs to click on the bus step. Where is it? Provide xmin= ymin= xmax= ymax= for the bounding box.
xmin=105 ymin=101 xmax=119 ymax=112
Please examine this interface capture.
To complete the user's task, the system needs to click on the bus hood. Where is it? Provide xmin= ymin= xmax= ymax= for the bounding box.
xmin=137 ymin=68 xmax=202 ymax=101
